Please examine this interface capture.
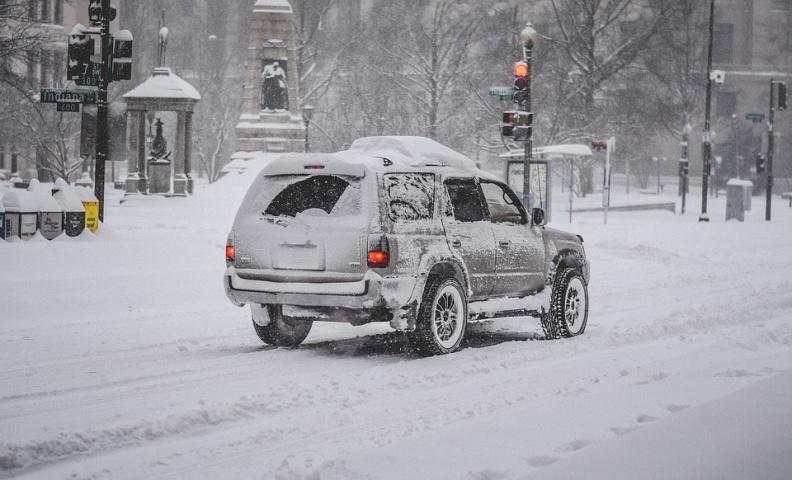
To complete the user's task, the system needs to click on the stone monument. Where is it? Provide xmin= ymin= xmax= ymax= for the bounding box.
xmin=236 ymin=0 xmax=306 ymax=153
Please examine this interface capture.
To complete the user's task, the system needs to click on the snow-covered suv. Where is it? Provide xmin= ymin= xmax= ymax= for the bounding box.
xmin=224 ymin=137 xmax=589 ymax=355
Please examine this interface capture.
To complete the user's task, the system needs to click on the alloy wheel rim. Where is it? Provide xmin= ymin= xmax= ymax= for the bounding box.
xmin=564 ymin=277 xmax=587 ymax=334
xmin=431 ymin=285 xmax=464 ymax=349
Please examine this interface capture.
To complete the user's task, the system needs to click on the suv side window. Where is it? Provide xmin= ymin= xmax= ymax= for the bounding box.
xmin=480 ymin=181 xmax=527 ymax=224
xmin=444 ymin=178 xmax=488 ymax=222
xmin=383 ymin=173 xmax=435 ymax=222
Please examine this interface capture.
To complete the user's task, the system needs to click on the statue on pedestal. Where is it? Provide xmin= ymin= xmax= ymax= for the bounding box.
xmin=149 ymin=118 xmax=171 ymax=162
xmin=260 ymin=60 xmax=288 ymax=111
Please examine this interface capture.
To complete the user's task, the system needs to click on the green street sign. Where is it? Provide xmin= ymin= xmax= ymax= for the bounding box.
xmin=489 ymin=86 xmax=513 ymax=101
xmin=57 ymin=100 xmax=81 ymax=112
xmin=40 ymin=88 xmax=97 ymax=105
xmin=745 ymin=112 xmax=764 ymax=123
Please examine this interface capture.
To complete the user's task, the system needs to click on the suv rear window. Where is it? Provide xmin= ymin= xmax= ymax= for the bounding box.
xmin=242 ymin=174 xmax=361 ymax=218
xmin=383 ymin=173 xmax=435 ymax=222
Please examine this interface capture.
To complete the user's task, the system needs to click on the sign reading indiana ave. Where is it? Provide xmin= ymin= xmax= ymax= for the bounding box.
xmin=40 ymin=88 xmax=97 ymax=105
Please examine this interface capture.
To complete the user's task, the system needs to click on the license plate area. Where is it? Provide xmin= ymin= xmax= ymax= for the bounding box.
xmin=272 ymin=238 xmax=326 ymax=271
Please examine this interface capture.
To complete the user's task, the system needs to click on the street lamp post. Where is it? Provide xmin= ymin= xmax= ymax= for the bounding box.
xmin=302 ymin=104 xmax=314 ymax=153
xmin=700 ymin=0 xmax=715 ymax=222
xmin=520 ymin=23 xmax=537 ymax=213
xmin=680 ymin=121 xmax=692 ymax=214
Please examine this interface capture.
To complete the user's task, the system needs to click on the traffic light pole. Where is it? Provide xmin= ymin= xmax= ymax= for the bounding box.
xmin=700 ymin=0 xmax=715 ymax=222
xmin=766 ymin=79 xmax=775 ymax=221
xmin=94 ymin=0 xmax=111 ymax=223
xmin=522 ymin=44 xmax=533 ymax=213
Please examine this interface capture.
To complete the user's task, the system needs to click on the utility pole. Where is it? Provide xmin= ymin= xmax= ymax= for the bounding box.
xmin=700 ymin=0 xmax=715 ymax=222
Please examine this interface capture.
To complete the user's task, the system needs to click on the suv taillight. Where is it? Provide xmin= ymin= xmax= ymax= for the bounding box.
xmin=225 ymin=243 xmax=235 ymax=265
xmin=367 ymin=236 xmax=390 ymax=268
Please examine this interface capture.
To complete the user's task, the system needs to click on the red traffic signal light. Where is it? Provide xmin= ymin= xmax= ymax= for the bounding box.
xmin=513 ymin=61 xmax=529 ymax=78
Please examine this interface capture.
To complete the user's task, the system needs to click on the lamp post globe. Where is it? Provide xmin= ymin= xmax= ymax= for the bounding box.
xmin=520 ymin=23 xmax=537 ymax=49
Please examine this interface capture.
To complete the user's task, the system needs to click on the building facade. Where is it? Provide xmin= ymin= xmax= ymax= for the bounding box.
xmin=711 ymin=0 xmax=792 ymax=186
xmin=0 ymin=0 xmax=97 ymax=181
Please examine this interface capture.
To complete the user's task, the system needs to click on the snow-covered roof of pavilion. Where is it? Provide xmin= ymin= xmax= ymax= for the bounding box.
xmin=499 ymin=144 xmax=593 ymax=159
xmin=123 ymin=67 xmax=201 ymax=101
xmin=254 ymin=0 xmax=292 ymax=14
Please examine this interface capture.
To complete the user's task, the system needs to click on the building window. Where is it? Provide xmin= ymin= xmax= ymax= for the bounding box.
xmin=713 ymin=23 xmax=734 ymax=64
xmin=27 ymin=0 xmax=38 ymax=21
xmin=715 ymin=91 xmax=737 ymax=118
xmin=40 ymin=0 xmax=49 ymax=22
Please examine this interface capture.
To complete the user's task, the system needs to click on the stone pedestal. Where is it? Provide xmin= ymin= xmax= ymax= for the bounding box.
xmin=148 ymin=161 xmax=171 ymax=195
xmin=236 ymin=0 xmax=306 ymax=154
xmin=237 ymin=112 xmax=305 ymax=153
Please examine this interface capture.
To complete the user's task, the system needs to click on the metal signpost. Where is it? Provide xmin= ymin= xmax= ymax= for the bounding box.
xmin=39 ymin=1 xmax=132 ymax=224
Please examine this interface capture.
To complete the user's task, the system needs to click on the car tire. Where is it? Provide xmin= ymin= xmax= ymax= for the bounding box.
xmin=409 ymin=277 xmax=468 ymax=356
xmin=252 ymin=305 xmax=313 ymax=347
xmin=542 ymin=268 xmax=589 ymax=339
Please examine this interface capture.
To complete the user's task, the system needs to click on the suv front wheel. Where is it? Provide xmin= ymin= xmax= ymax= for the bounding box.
xmin=542 ymin=268 xmax=589 ymax=339
xmin=410 ymin=277 xmax=468 ymax=356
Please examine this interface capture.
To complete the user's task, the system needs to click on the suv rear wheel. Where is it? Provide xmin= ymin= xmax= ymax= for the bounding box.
xmin=409 ymin=277 xmax=468 ymax=356
xmin=542 ymin=268 xmax=589 ymax=339
xmin=252 ymin=305 xmax=313 ymax=347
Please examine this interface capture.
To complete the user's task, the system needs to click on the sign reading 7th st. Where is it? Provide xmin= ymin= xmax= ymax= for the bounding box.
xmin=40 ymin=88 xmax=97 ymax=105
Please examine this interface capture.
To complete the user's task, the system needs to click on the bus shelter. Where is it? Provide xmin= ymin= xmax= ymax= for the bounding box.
xmin=499 ymin=144 xmax=593 ymax=223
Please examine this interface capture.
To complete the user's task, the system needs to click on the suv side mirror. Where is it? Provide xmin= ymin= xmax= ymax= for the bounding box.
xmin=532 ymin=208 xmax=546 ymax=226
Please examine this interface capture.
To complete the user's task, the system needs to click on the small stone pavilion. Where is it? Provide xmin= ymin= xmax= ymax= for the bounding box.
xmin=123 ymin=67 xmax=201 ymax=197
xmin=236 ymin=0 xmax=305 ymax=153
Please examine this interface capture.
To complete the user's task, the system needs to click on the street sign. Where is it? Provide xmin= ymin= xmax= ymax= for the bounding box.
xmin=57 ymin=100 xmax=81 ymax=112
xmin=745 ymin=112 xmax=764 ymax=123
xmin=76 ymin=63 xmax=101 ymax=87
xmin=40 ymin=88 xmax=97 ymax=105
xmin=488 ymin=86 xmax=513 ymax=101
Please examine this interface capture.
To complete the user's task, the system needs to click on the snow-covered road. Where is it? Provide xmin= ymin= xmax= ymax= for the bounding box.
xmin=2 ymin=163 xmax=792 ymax=479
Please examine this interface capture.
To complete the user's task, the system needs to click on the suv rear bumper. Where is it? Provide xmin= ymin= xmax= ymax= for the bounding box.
xmin=224 ymin=268 xmax=420 ymax=329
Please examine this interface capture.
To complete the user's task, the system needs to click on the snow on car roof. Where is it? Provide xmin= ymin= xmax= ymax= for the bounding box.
xmin=349 ymin=136 xmax=479 ymax=171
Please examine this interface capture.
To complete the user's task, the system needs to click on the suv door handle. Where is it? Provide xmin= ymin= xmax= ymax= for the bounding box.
xmin=499 ymin=240 xmax=511 ymax=248
xmin=451 ymin=239 xmax=462 ymax=248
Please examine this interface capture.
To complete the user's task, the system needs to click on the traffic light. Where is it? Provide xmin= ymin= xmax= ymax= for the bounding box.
xmin=501 ymin=110 xmax=533 ymax=139
xmin=501 ymin=111 xmax=516 ymax=137
xmin=756 ymin=152 xmax=766 ymax=174
xmin=778 ymin=82 xmax=787 ymax=111
xmin=67 ymin=33 xmax=94 ymax=80
xmin=88 ymin=0 xmax=102 ymax=26
xmin=112 ymin=30 xmax=133 ymax=81
xmin=512 ymin=61 xmax=530 ymax=105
